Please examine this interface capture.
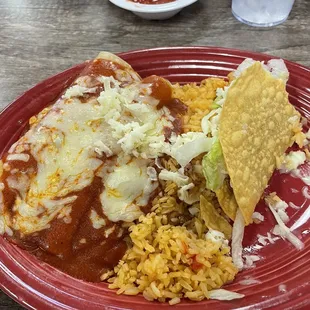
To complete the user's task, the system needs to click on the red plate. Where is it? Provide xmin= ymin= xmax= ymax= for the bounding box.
xmin=1 ymin=47 xmax=310 ymax=309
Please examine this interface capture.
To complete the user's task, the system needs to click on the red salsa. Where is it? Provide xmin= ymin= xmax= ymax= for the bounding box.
xmin=129 ymin=0 xmax=176 ymax=4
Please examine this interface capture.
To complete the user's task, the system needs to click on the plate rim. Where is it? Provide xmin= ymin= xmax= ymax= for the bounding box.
xmin=2 ymin=45 xmax=310 ymax=117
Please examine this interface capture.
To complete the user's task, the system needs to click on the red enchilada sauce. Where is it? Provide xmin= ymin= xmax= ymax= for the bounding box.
xmin=82 ymin=58 xmax=125 ymax=78
xmin=142 ymin=75 xmax=187 ymax=139
xmin=129 ymin=0 xmax=176 ymax=4
xmin=1 ymin=59 xmax=186 ymax=283
xmin=2 ymin=151 xmax=127 ymax=282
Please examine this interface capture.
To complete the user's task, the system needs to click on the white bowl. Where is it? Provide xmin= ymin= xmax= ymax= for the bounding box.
xmin=109 ymin=0 xmax=198 ymax=20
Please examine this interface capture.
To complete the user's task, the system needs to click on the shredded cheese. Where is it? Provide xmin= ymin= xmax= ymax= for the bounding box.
xmin=6 ymin=154 xmax=30 ymax=162
xmin=280 ymin=150 xmax=306 ymax=173
xmin=243 ymin=255 xmax=260 ymax=269
xmin=205 ymin=229 xmax=229 ymax=248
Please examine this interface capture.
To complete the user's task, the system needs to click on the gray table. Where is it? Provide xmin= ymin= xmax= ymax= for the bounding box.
xmin=0 ymin=0 xmax=309 ymax=308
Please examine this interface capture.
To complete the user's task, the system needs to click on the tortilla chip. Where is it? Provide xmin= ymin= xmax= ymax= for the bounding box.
xmin=200 ymin=195 xmax=232 ymax=239
xmin=219 ymin=62 xmax=300 ymax=225
xmin=215 ymin=178 xmax=238 ymax=221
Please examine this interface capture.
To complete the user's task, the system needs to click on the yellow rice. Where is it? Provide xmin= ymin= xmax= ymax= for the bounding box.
xmin=103 ymin=78 xmax=238 ymax=304
xmin=105 ymin=213 xmax=237 ymax=302
xmin=173 ymin=78 xmax=227 ymax=133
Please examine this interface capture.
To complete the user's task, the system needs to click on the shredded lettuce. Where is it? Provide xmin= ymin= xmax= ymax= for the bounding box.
xmin=201 ymin=108 xmax=221 ymax=137
xmin=169 ymin=132 xmax=214 ymax=167
xmin=201 ymin=86 xmax=231 ymax=137
xmin=158 ymin=169 xmax=189 ymax=187
xmin=209 ymin=289 xmax=244 ymax=300
xmin=210 ymin=102 xmax=221 ymax=110
xmin=202 ymin=139 xmax=227 ymax=191
xmin=231 ymin=209 xmax=245 ymax=270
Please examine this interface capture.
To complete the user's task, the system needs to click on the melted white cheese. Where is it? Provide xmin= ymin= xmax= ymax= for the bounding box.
xmin=100 ymin=158 xmax=158 ymax=222
xmin=2 ymin=74 xmax=170 ymax=235
xmin=89 ymin=209 xmax=106 ymax=229
xmin=63 ymin=85 xmax=97 ymax=99
xmin=96 ymin=77 xmax=173 ymax=159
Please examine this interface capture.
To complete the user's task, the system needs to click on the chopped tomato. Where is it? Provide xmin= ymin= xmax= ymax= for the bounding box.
xmin=191 ymin=255 xmax=204 ymax=271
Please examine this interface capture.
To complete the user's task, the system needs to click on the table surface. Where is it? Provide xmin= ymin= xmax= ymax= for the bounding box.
xmin=0 ymin=0 xmax=310 ymax=308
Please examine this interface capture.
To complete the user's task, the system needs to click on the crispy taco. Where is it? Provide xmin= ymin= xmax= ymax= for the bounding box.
xmin=201 ymin=59 xmax=303 ymax=226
